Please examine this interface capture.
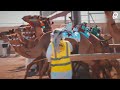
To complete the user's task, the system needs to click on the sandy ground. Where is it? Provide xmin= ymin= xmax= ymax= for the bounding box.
xmin=0 ymin=55 xmax=26 ymax=79
xmin=0 ymin=54 xmax=49 ymax=79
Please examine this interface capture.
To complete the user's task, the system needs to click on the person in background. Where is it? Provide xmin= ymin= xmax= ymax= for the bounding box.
xmin=91 ymin=25 xmax=99 ymax=37
xmin=1 ymin=40 xmax=8 ymax=58
xmin=79 ymin=22 xmax=90 ymax=38
xmin=46 ymin=30 xmax=73 ymax=79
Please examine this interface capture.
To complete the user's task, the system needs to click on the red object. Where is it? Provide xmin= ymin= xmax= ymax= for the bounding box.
xmin=29 ymin=22 xmax=34 ymax=26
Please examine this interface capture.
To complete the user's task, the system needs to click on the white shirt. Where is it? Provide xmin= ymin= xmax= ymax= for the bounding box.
xmin=65 ymin=22 xmax=72 ymax=31
xmin=46 ymin=41 xmax=73 ymax=62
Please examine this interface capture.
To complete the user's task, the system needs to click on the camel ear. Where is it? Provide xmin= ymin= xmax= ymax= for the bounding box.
xmin=12 ymin=29 xmax=15 ymax=33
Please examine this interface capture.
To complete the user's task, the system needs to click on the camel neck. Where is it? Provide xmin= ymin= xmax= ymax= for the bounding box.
xmin=104 ymin=12 xmax=119 ymax=33
xmin=34 ymin=27 xmax=44 ymax=39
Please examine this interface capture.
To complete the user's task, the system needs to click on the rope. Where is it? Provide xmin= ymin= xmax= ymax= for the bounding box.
xmin=32 ymin=58 xmax=48 ymax=64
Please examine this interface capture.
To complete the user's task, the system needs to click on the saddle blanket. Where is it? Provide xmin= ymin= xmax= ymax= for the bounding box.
xmin=62 ymin=31 xmax=81 ymax=42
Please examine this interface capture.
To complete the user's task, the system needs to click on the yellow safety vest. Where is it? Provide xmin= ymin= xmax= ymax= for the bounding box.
xmin=50 ymin=40 xmax=72 ymax=72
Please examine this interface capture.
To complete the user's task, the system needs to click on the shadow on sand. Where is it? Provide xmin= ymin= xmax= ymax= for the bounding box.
xmin=8 ymin=66 xmax=25 ymax=72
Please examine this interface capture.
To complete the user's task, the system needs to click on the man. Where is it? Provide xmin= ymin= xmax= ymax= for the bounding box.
xmin=80 ymin=22 xmax=90 ymax=38
xmin=2 ymin=40 xmax=8 ymax=57
xmin=91 ymin=25 xmax=101 ymax=38
xmin=46 ymin=30 xmax=73 ymax=79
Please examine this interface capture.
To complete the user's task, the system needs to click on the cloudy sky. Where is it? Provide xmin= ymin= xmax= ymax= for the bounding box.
xmin=0 ymin=11 xmax=120 ymax=27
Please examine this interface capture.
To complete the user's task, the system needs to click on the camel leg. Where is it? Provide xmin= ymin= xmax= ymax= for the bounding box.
xmin=39 ymin=60 xmax=44 ymax=79
xmin=39 ymin=60 xmax=49 ymax=79
xmin=105 ymin=69 xmax=112 ymax=79
xmin=48 ymin=69 xmax=51 ymax=79
xmin=77 ymin=61 xmax=91 ymax=79
xmin=72 ymin=62 xmax=79 ymax=79
xmin=45 ymin=63 xmax=50 ymax=78
xmin=72 ymin=61 xmax=79 ymax=79
xmin=111 ymin=60 xmax=120 ymax=79
xmin=74 ymin=62 xmax=81 ymax=79
xmin=24 ymin=63 xmax=33 ymax=79
xmin=24 ymin=58 xmax=38 ymax=79
xmin=24 ymin=68 xmax=29 ymax=79
xmin=91 ymin=61 xmax=101 ymax=79
xmin=114 ymin=60 xmax=120 ymax=79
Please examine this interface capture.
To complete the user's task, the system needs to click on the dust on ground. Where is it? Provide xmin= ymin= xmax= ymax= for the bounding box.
xmin=0 ymin=55 xmax=26 ymax=79
xmin=0 ymin=55 xmax=49 ymax=79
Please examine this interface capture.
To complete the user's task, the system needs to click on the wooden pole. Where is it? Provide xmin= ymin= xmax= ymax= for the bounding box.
xmin=109 ymin=44 xmax=120 ymax=48
xmin=70 ymin=53 xmax=120 ymax=61
xmin=112 ymin=38 xmax=117 ymax=53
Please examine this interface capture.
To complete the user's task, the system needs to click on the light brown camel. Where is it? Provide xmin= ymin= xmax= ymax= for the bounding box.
xmin=6 ymin=16 xmax=51 ymax=58
xmin=77 ymin=26 xmax=114 ymax=79
xmin=104 ymin=11 xmax=120 ymax=78
xmin=104 ymin=11 xmax=120 ymax=42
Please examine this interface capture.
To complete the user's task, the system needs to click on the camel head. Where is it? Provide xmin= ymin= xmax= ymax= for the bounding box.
xmin=22 ymin=15 xmax=44 ymax=27
xmin=39 ymin=17 xmax=53 ymax=32
xmin=104 ymin=11 xmax=114 ymax=22
xmin=22 ymin=15 xmax=53 ymax=32
xmin=104 ymin=11 xmax=113 ymax=16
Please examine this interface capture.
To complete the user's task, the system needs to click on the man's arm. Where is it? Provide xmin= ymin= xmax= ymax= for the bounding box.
xmin=68 ymin=42 xmax=73 ymax=52
xmin=46 ymin=43 xmax=52 ymax=62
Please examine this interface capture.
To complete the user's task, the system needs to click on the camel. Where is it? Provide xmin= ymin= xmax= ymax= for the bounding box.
xmin=104 ymin=11 xmax=120 ymax=78
xmin=104 ymin=11 xmax=120 ymax=42
xmin=5 ymin=16 xmax=52 ymax=58
xmin=67 ymin=22 xmax=119 ymax=79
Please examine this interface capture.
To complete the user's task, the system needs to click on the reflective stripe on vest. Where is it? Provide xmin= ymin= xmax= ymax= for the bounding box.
xmin=51 ymin=56 xmax=69 ymax=60
xmin=51 ymin=62 xmax=71 ymax=67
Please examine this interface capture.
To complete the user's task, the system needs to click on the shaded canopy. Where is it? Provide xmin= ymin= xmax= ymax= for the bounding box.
xmin=48 ymin=11 xmax=71 ymax=20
